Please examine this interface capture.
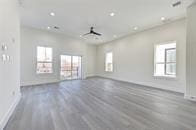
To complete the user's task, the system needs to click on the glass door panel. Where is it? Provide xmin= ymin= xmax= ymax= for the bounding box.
xmin=72 ymin=56 xmax=82 ymax=80
xmin=60 ymin=55 xmax=72 ymax=80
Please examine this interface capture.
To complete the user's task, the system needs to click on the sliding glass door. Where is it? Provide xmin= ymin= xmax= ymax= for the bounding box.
xmin=72 ymin=56 xmax=82 ymax=79
xmin=60 ymin=55 xmax=82 ymax=80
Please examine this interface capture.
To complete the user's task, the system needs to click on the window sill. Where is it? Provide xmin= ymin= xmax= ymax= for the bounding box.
xmin=36 ymin=72 xmax=53 ymax=75
xmin=154 ymin=75 xmax=177 ymax=80
xmin=105 ymin=71 xmax=113 ymax=73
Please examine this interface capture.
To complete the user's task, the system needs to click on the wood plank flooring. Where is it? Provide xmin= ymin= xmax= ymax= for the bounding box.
xmin=4 ymin=77 xmax=196 ymax=130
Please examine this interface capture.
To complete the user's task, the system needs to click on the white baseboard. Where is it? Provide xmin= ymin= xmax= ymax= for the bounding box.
xmin=96 ymin=75 xmax=184 ymax=93
xmin=21 ymin=80 xmax=60 ymax=87
xmin=86 ymin=75 xmax=98 ymax=78
xmin=184 ymin=95 xmax=196 ymax=102
xmin=0 ymin=93 xmax=21 ymax=130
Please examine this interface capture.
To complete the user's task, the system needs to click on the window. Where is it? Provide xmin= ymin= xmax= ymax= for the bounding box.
xmin=36 ymin=46 xmax=53 ymax=74
xmin=154 ymin=42 xmax=176 ymax=77
xmin=105 ymin=52 xmax=113 ymax=72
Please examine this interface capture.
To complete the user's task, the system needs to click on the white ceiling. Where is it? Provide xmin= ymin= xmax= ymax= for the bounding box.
xmin=20 ymin=0 xmax=195 ymax=44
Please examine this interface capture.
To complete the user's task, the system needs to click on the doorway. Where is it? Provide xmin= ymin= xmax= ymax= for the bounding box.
xmin=60 ymin=55 xmax=82 ymax=80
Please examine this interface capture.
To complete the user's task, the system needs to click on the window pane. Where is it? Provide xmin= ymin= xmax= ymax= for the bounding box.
xmin=45 ymin=47 xmax=52 ymax=62
xmin=107 ymin=52 xmax=113 ymax=63
xmin=37 ymin=46 xmax=45 ymax=62
xmin=155 ymin=43 xmax=176 ymax=63
xmin=105 ymin=52 xmax=113 ymax=72
xmin=37 ymin=63 xmax=52 ymax=74
xmin=155 ymin=45 xmax=165 ymax=63
xmin=106 ymin=63 xmax=113 ymax=72
xmin=155 ymin=64 xmax=165 ymax=76
xmin=166 ymin=49 xmax=176 ymax=62
xmin=37 ymin=46 xmax=52 ymax=62
xmin=61 ymin=55 xmax=72 ymax=71
xmin=61 ymin=71 xmax=72 ymax=80
xmin=72 ymin=56 xmax=82 ymax=79
xmin=60 ymin=55 xmax=72 ymax=79
xmin=72 ymin=56 xmax=79 ymax=69
xmin=166 ymin=63 xmax=176 ymax=75
xmin=37 ymin=46 xmax=53 ymax=74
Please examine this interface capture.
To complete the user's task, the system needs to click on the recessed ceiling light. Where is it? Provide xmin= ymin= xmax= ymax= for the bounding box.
xmin=113 ymin=35 xmax=117 ymax=38
xmin=161 ymin=17 xmax=166 ymax=21
xmin=47 ymin=26 xmax=51 ymax=30
xmin=80 ymin=35 xmax=82 ymax=37
xmin=134 ymin=27 xmax=138 ymax=30
xmin=50 ymin=12 xmax=55 ymax=16
xmin=110 ymin=12 xmax=115 ymax=17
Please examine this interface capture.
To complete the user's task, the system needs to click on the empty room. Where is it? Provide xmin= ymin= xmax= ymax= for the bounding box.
xmin=1 ymin=0 xmax=196 ymax=130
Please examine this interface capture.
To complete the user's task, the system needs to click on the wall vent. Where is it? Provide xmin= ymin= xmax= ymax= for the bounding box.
xmin=54 ymin=26 xmax=60 ymax=30
xmin=172 ymin=1 xmax=182 ymax=7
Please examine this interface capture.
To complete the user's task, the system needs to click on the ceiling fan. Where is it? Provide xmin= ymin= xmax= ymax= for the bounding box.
xmin=82 ymin=27 xmax=102 ymax=36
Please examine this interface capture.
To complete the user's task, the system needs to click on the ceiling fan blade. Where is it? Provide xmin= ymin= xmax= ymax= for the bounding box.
xmin=92 ymin=31 xmax=101 ymax=36
xmin=82 ymin=32 xmax=91 ymax=36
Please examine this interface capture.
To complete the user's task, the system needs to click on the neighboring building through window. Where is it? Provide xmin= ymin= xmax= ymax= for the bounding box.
xmin=154 ymin=42 xmax=176 ymax=77
xmin=37 ymin=46 xmax=53 ymax=74
xmin=105 ymin=52 xmax=113 ymax=72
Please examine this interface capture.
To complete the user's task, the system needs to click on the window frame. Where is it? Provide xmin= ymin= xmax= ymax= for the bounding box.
xmin=36 ymin=46 xmax=53 ymax=74
xmin=154 ymin=42 xmax=177 ymax=78
xmin=105 ymin=51 xmax=113 ymax=72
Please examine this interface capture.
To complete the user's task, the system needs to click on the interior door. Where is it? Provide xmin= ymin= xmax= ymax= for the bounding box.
xmin=60 ymin=55 xmax=82 ymax=80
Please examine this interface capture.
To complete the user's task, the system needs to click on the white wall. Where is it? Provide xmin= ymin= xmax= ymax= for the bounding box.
xmin=186 ymin=3 xmax=196 ymax=97
xmin=20 ymin=26 xmax=96 ymax=86
xmin=0 ymin=0 xmax=21 ymax=129
xmin=96 ymin=19 xmax=186 ymax=93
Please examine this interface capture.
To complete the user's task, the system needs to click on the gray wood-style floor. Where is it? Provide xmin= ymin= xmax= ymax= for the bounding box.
xmin=4 ymin=77 xmax=196 ymax=130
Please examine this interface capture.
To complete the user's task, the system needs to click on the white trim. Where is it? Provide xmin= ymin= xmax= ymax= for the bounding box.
xmin=153 ymin=75 xmax=177 ymax=80
xmin=85 ymin=75 xmax=98 ymax=79
xmin=97 ymin=75 xmax=184 ymax=93
xmin=0 ymin=93 xmax=21 ymax=130
xmin=21 ymin=80 xmax=60 ymax=87
xmin=184 ymin=95 xmax=196 ymax=102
